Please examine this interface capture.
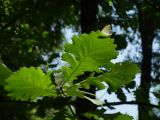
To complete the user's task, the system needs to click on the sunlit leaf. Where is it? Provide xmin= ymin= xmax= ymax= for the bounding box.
xmin=62 ymin=31 xmax=118 ymax=82
xmin=5 ymin=67 xmax=57 ymax=101
xmin=84 ymin=96 xmax=104 ymax=105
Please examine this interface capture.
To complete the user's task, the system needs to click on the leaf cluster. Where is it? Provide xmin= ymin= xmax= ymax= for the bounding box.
xmin=0 ymin=31 xmax=139 ymax=120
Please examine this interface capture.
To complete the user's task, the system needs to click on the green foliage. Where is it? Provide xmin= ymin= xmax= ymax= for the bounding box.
xmin=84 ymin=109 xmax=133 ymax=120
xmin=116 ymin=88 xmax=126 ymax=102
xmin=83 ymin=108 xmax=106 ymax=119
xmin=5 ymin=67 xmax=57 ymax=100
xmin=102 ymin=62 xmax=140 ymax=91
xmin=114 ymin=114 xmax=133 ymax=120
xmin=1 ymin=31 xmax=139 ymax=119
xmin=81 ymin=72 xmax=105 ymax=90
xmin=52 ymin=107 xmax=78 ymax=120
xmin=0 ymin=0 xmax=79 ymax=72
xmin=0 ymin=61 xmax=13 ymax=85
xmin=1 ymin=0 xmax=159 ymax=119
xmin=81 ymin=62 xmax=140 ymax=92
xmin=62 ymin=31 xmax=118 ymax=82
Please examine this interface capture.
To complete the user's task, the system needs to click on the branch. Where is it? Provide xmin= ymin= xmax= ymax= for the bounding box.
xmin=0 ymin=99 xmax=37 ymax=105
xmin=103 ymin=100 xmax=160 ymax=109
xmin=60 ymin=87 xmax=77 ymax=118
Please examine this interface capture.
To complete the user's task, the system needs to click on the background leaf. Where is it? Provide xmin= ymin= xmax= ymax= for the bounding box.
xmin=116 ymin=88 xmax=126 ymax=102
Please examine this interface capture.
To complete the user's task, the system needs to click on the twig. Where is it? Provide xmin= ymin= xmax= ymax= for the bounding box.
xmin=60 ymin=87 xmax=78 ymax=118
xmin=103 ymin=100 xmax=160 ymax=109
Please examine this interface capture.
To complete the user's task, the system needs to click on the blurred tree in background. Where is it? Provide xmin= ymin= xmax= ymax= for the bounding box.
xmin=0 ymin=0 xmax=160 ymax=120
xmin=0 ymin=0 xmax=79 ymax=119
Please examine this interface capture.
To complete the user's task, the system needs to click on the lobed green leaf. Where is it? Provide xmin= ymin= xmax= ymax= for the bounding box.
xmin=5 ymin=67 xmax=57 ymax=101
xmin=100 ymin=62 xmax=140 ymax=91
xmin=62 ymin=31 xmax=118 ymax=82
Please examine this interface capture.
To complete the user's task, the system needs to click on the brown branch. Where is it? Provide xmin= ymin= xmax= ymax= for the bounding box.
xmin=103 ymin=100 xmax=160 ymax=109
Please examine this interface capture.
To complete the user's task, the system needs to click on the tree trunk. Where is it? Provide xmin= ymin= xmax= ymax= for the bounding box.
xmin=75 ymin=0 xmax=98 ymax=119
xmin=137 ymin=3 xmax=155 ymax=120
xmin=80 ymin=0 xmax=98 ymax=33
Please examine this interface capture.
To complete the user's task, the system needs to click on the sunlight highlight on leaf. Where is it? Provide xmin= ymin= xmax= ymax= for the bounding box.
xmin=5 ymin=67 xmax=57 ymax=101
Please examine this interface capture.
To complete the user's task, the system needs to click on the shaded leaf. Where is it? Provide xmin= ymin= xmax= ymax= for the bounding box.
xmin=84 ymin=109 xmax=133 ymax=120
xmin=112 ymin=34 xmax=127 ymax=50
xmin=101 ymin=62 xmax=140 ymax=91
xmin=83 ymin=108 xmax=106 ymax=120
xmin=81 ymin=73 xmax=105 ymax=90
xmin=114 ymin=114 xmax=133 ymax=120
xmin=53 ymin=107 xmax=78 ymax=120
xmin=0 ymin=62 xmax=13 ymax=86
xmin=65 ymin=85 xmax=84 ymax=97
xmin=125 ymin=80 xmax=136 ymax=89
xmin=116 ymin=88 xmax=126 ymax=101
